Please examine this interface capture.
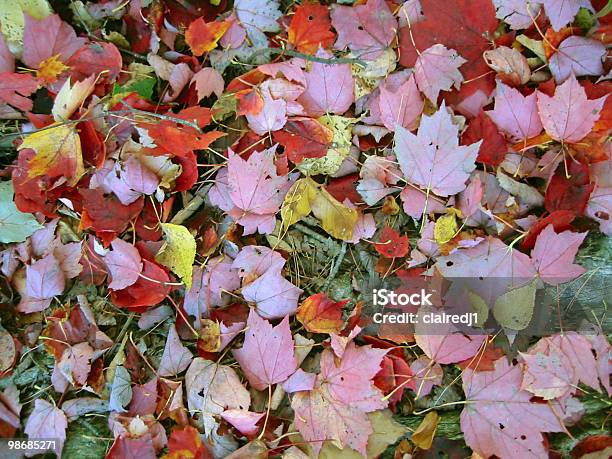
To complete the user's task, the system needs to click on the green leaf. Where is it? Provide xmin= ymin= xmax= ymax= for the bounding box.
xmin=155 ymin=223 xmax=196 ymax=289
xmin=0 ymin=181 xmax=43 ymax=243
xmin=492 ymin=280 xmax=537 ymax=330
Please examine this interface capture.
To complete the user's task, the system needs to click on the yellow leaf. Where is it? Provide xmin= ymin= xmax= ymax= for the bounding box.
xmin=411 ymin=411 xmax=439 ymax=450
xmin=52 ymin=74 xmax=96 ymax=121
xmin=492 ymin=280 xmax=537 ymax=330
xmin=311 ymin=185 xmax=358 ymax=241
xmin=155 ymin=223 xmax=196 ymax=289
xmin=36 ymin=54 xmax=69 ymax=84
xmin=281 ymin=178 xmax=318 ymax=228
xmin=467 ymin=290 xmax=489 ymax=328
xmin=19 ymin=124 xmax=84 ymax=186
xmin=434 ymin=212 xmax=458 ymax=244
xmin=297 ymin=116 xmax=356 ymax=176
xmin=280 ymin=177 xmax=358 ymax=241
xmin=0 ymin=0 xmax=51 ymax=52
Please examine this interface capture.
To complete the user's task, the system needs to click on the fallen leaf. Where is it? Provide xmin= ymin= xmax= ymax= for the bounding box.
xmin=155 ymin=223 xmax=196 ymax=289
xmin=460 ymin=358 xmax=564 ymax=458
xmin=296 ymin=293 xmax=347 ymax=334
xmin=536 ymin=74 xmax=607 ymax=143
xmin=414 ymin=44 xmax=466 ymax=103
xmin=158 ymin=324 xmax=194 ymax=377
xmin=411 ymin=411 xmax=439 ymax=450
xmin=233 ymin=310 xmax=297 ymax=390
xmin=395 ymin=102 xmax=480 ymax=197
xmin=0 ymin=180 xmax=42 ymax=243
xmin=19 ymin=124 xmax=84 ymax=186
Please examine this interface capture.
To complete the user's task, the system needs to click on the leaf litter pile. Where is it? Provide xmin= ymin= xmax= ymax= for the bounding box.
xmin=0 ymin=0 xmax=610 ymax=458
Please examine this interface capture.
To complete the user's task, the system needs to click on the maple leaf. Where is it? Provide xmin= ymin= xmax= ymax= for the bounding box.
xmin=18 ymin=254 xmax=65 ymax=313
xmin=185 ymin=358 xmax=251 ymax=436
xmin=220 ymin=409 xmax=264 ymax=436
xmin=240 ymin=267 xmax=303 ymax=319
xmin=288 ymin=3 xmax=335 ymax=54
xmin=104 ymin=238 xmax=143 ymax=290
xmin=374 ymin=226 xmax=410 ymax=258
xmin=163 ymin=425 xmax=210 ymax=459
xmin=19 ymin=124 xmax=84 ymax=186
xmin=22 ymin=14 xmax=86 ymax=69
xmin=297 ymin=48 xmax=354 ymax=116
xmin=209 ymin=148 xmax=293 ymax=235
xmin=185 ymin=17 xmax=230 ymax=56
xmin=545 ymin=160 xmax=594 ymax=214
xmin=531 ymin=224 xmax=586 ymax=285
xmin=414 ymin=44 xmax=467 ymax=103
xmin=24 ymin=399 xmax=68 ymax=457
xmin=486 ymin=81 xmax=543 ymax=142
xmin=493 ymin=0 xmax=542 ymax=29
xmin=158 ymin=324 xmax=194 ymax=377
xmin=398 ymin=0 xmax=498 ymax=81
xmin=520 ymin=334 xmax=598 ymax=401
xmin=549 ymin=36 xmax=606 ymax=83
xmin=0 ymin=72 xmax=37 ymax=111
xmin=191 ymin=67 xmax=225 ymax=101
xmin=460 ymin=358 xmax=564 ymax=458
xmin=415 ymin=319 xmax=486 ymax=364
xmin=462 ymin=110 xmax=508 ymax=166
xmin=296 ymin=293 xmax=347 ymax=334
xmin=273 ymin=117 xmax=333 ymax=164
xmin=234 ymin=0 xmax=281 ymax=46
xmin=232 ymin=310 xmax=297 ymax=390
xmin=394 ymin=103 xmax=480 ymax=197
xmin=291 ymin=385 xmax=374 ymax=456
xmin=378 ymin=74 xmax=423 ymax=131
xmin=536 ymin=74 xmax=607 ymax=143
xmin=484 ymin=46 xmax=531 ymax=86
xmin=330 ymin=0 xmax=397 ymax=60
xmin=184 ymin=257 xmax=240 ymax=320
xmin=542 ymin=0 xmax=593 ymax=31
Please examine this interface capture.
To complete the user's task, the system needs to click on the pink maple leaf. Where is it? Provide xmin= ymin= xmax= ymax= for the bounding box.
xmin=378 ymin=75 xmax=423 ymax=131
xmin=460 ymin=357 xmax=564 ymax=459
xmin=24 ymin=399 xmax=68 ymax=457
xmin=549 ymin=36 xmax=606 ymax=83
xmin=414 ymin=44 xmax=467 ymax=103
xmin=158 ymin=324 xmax=193 ymax=377
xmin=18 ymin=254 xmax=66 ymax=313
xmin=542 ymin=0 xmax=593 ymax=31
xmin=330 ymin=0 xmax=397 ymax=60
xmin=22 ymin=14 xmax=86 ymax=68
xmin=536 ymin=74 xmax=607 ymax=143
xmin=487 ymin=81 xmax=543 ymax=142
xmin=297 ymin=49 xmax=354 ymax=116
xmin=104 ymin=238 xmax=143 ymax=290
xmin=493 ymin=0 xmax=542 ymax=30
xmin=319 ymin=342 xmax=388 ymax=411
xmin=531 ymin=224 xmax=586 ymax=285
xmin=395 ymin=102 xmax=480 ymax=197
xmin=209 ymin=148 xmax=294 ymax=235
xmin=233 ymin=310 xmax=297 ymax=390
xmin=520 ymin=332 xmax=602 ymax=400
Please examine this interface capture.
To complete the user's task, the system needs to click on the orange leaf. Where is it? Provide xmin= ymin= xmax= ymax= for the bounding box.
xmin=288 ymin=3 xmax=335 ymax=54
xmin=185 ymin=18 xmax=230 ymax=56
xmin=296 ymin=293 xmax=347 ymax=334
xmin=162 ymin=425 xmax=210 ymax=459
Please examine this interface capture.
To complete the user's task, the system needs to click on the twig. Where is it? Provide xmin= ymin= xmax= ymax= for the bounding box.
xmin=248 ymin=47 xmax=367 ymax=67
xmin=323 ymin=241 xmax=347 ymax=291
